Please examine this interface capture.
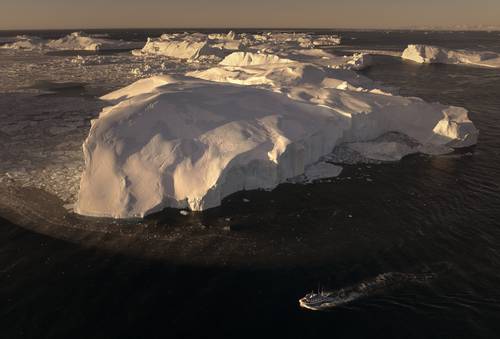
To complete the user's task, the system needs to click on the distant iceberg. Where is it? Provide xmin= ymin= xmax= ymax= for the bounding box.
xmin=1 ymin=32 xmax=143 ymax=52
xmin=132 ymin=31 xmax=342 ymax=61
xmin=402 ymin=44 xmax=500 ymax=68
xmin=46 ymin=32 xmax=143 ymax=51
xmin=0 ymin=35 xmax=45 ymax=50
xmin=133 ymin=32 xmax=240 ymax=60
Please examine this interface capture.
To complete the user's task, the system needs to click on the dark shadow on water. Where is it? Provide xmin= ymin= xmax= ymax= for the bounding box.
xmin=2 ymin=216 xmax=497 ymax=339
xmin=26 ymin=80 xmax=106 ymax=97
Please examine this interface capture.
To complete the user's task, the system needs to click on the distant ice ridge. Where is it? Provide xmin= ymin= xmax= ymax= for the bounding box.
xmin=75 ymin=70 xmax=477 ymax=218
xmin=0 ymin=32 xmax=143 ymax=51
xmin=131 ymin=31 xmax=342 ymax=61
xmin=402 ymin=44 xmax=500 ymax=68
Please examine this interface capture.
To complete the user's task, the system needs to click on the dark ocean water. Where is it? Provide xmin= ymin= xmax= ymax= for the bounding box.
xmin=1 ymin=30 xmax=500 ymax=339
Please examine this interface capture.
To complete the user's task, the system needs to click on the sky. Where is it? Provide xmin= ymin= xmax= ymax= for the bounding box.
xmin=1 ymin=0 xmax=499 ymax=30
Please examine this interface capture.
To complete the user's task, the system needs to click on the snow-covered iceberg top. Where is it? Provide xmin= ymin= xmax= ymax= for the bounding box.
xmin=75 ymin=72 xmax=477 ymax=218
xmin=186 ymin=51 xmax=374 ymax=90
xmin=402 ymin=44 xmax=500 ymax=68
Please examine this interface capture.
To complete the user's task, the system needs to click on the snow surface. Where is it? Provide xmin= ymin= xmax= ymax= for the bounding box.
xmin=402 ymin=44 xmax=500 ymax=68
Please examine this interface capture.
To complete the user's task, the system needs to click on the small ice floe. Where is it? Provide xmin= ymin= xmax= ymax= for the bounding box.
xmin=303 ymin=162 xmax=343 ymax=183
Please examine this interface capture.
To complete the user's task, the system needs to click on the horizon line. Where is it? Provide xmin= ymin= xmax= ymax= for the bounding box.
xmin=1 ymin=26 xmax=500 ymax=32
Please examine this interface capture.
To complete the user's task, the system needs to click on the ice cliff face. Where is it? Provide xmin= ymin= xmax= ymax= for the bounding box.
xmin=402 ymin=44 xmax=500 ymax=68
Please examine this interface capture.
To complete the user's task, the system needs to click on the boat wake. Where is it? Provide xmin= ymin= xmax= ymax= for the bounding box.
xmin=299 ymin=270 xmax=440 ymax=311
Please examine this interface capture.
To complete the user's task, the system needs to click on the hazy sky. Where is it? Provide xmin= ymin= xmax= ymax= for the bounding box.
xmin=1 ymin=0 xmax=499 ymax=30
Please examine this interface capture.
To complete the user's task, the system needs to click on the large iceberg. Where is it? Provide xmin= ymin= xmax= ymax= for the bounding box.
xmin=75 ymin=72 xmax=477 ymax=218
xmin=402 ymin=44 xmax=500 ymax=68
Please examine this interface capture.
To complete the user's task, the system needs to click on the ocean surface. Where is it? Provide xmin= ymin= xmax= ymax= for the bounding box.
xmin=1 ymin=30 xmax=500 ymax=338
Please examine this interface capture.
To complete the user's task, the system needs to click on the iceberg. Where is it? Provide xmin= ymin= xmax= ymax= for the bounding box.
xmin=133 ymin=32 xmax=241 ymax=60
xmin=312 ymin=35 xmax=342 ymax=46
xmin=75 ymin=73 xmax=477 ymax=218
xmin=402 ymin=44 xmax=500 ymax=68
xmin=75 ymin=76 xmax=349 ymax=217
xmin=0 ymin=35 xmax=45 ymax=50
xmin=135 ymin=37 xmax=222 ymax=60
xmin=187 ymin=51 xmax=374 ymax=90
xmin=46 ymin=32 xmax=143 ymax=51
xmin=245 ymin=33 xmax=341 ymax=53
xmin=1 ymin=32 xmax=143 ymax=52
